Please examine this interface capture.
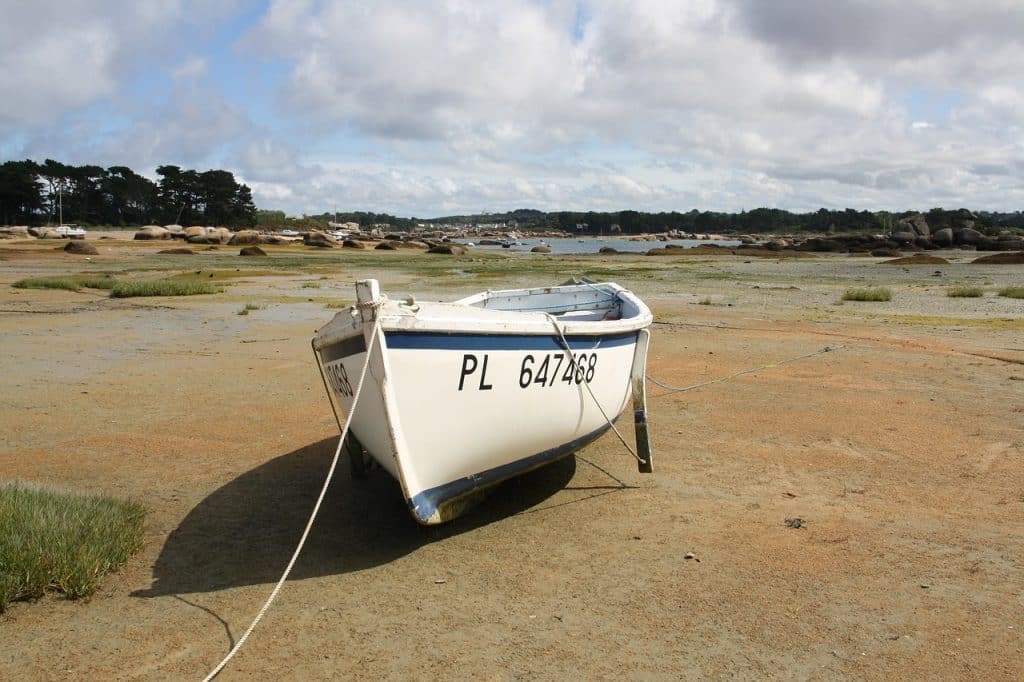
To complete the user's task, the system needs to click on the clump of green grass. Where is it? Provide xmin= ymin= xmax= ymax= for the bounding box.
xmin=76 ymin=277 xmax=117 ymax=290
xmin=842 ymin=287 xmax=892 ymax=302
xmin=237 ymin=302 xmax=261 ymax=315
xmin=13 ymin=277 xmax=82 ymax=291
xmin=0 ymin=482 xmax=146 ymax=612
xmin=998 ymin=287 xmax=1024 ymax=299
xmin=946 ymin=286 xmax=984 ymax=298
xmin=13 ymin=276 xmax=118 ymax=291
xmin=109 ymin=280 xmax=221 ymax=298
xmin=697 ymin=297 xmax=712 ymax=305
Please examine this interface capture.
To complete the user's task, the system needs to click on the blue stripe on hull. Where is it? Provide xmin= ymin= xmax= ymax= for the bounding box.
xmin=385 ymin=330 xmax=637 ymax=352
xmin=407 ymin=422 xmax=614 ymax=524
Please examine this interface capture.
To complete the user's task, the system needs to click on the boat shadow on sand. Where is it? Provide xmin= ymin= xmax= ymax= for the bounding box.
xmin=134 ymin=437 xmax=619 ymax=597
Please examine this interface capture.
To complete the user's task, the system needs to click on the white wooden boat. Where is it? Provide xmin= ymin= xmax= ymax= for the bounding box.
xmin=312 ymin=279 xmax=653 ymax=524
xmin=53 ymin=225 xmax=87 ymax=238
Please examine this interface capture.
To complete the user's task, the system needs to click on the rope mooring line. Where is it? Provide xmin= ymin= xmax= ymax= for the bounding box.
xmin=202 ymin=323 xmax=380 ymax=681
xmin=646 ymin=344 xmax=844 ymax=395
xmin=545 ymin=314 xmax=644 ymax=464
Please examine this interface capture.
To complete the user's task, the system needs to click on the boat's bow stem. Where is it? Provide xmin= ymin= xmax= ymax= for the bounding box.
xmin=355 ymin=279 xmax=383 ymax=320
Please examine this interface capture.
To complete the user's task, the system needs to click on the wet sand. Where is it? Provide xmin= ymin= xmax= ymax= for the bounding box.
xmin=1 ymin=235 xmax=1022 ymax=679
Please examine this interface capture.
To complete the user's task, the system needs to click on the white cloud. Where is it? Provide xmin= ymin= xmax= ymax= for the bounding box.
xmin=171 ymin=56 xmax=209 ymax=82
xmin=3 ymin=0 xmax=1024 ymax=215
xmin=0 ymin=2 xmax=191 ymax=126
xmin=0 ymin=19 xmax=117 ymax=123
xmin=249 ymin=0 xmax=589 ymax=150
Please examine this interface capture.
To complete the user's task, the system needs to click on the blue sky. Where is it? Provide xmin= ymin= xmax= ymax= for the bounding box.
xmin=2 ymin=0 xmax=1023 ymax=218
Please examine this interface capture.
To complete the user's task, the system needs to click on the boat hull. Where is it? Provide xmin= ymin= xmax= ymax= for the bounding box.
xmin=320 ymin=330 xmax=639 ymax=523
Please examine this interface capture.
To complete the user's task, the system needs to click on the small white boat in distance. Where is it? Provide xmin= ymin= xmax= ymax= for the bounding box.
xmin=53 ymin=225 xmax=87 ymax=238
xmin=313 ymin=279 xmax=654 ymax=524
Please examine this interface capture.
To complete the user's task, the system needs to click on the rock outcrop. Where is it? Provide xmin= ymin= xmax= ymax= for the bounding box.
xmin=931 ymin=228 xmax=954 ymax=247
xmin=135 ymin=226 xmax=172 ymax=240
xmin=304 ymin=231 xmax=338 ymax=248
xmin=64 ymin=241 xmax=98 ymax=255
xmin=185 ymin=227 xmax=231 ymax=244
xmin=427 ymin=244 xmax=466 ymax=255
xmin=228 ymin=230 xmax=261 ymax=245
xmin=971 ymin=251 xmax=1024 ymax=264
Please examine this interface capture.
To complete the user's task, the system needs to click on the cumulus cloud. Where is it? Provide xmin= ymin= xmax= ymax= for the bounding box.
xmin=730 ymin=0 xmax=1024 ymax=64
xmin=1 ymin=11 xmax=120 ymax=124
xmin=248 ymin=0 xmax=588 ymax=149
xmin=0 ymin=1 xmax=205 ymax=126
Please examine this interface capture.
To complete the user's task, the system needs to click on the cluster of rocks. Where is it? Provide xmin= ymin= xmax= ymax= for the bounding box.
xmin=0 ymin=225 xmax=31 ymax=239
xmin=132 ymin=225 xmax=234 ymax=244
xmin=1 ymin=225 xmax=84 ymax=239
xmin=623 ymin=232 xmax=720 ymax=242
xmin=12 ymin=213 xmax=1021 ymax=261
xmin=2 ymin=222 xmax=484 ymax=256
xmin=750 ymin=212 xmax=1024 ymax=254
xmin=303 ymin=230 xmax=429 ymax=250
xmin=304 ymin=230 xmax=479 ymax=255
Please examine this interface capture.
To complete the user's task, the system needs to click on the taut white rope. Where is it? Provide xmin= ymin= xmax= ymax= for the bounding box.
xmin=544 ymin=314 xmax=644 ymax=463
xmin=646 ymin=344 xmax=844 ymax=394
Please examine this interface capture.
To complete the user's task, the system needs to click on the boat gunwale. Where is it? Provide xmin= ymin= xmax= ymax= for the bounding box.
xmin=313 ymin=281 xmax=652 ymax=352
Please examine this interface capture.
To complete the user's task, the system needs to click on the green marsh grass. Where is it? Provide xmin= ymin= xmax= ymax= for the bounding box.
xmin=76 ymin=277 xmax=117 ymax=290
xmin=12 ymin=277 xmax=79 ymax=291
xmin=110 ymin=280 xmax=221 ymax=297
xmin=0 ymin=482 xmax=146 ymax=611
xmin=946 ymin=286 xmax=984 ymax=298
xmin=12 ymin=276 xmax=117 ymax=291
xmin=237 ymin=302 xmax=261 ymax=315
xmin=999 ymin=287 xmax=1024 ymax=299
xmin=842 ymin=287 xmax=892 ymax=302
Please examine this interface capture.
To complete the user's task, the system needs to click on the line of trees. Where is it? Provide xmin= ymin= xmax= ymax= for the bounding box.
xmin=255 ymin=210 xmax=421 ymax=231
xmin=5 ymin=157 xmax=1021 ymax=236
xmin=427 ymin=207 xmax=1024 ymax=235
xmin=0 ymin=159 xmax=256 ymax=228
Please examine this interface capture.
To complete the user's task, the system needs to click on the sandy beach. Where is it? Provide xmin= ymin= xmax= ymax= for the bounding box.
xmin=1 ymin=234 xmax=1022 ymax=679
